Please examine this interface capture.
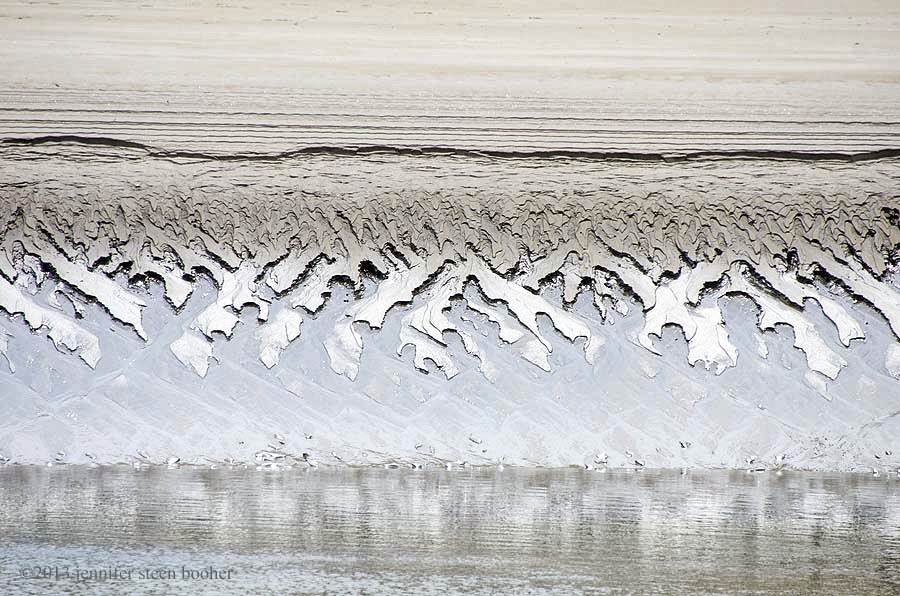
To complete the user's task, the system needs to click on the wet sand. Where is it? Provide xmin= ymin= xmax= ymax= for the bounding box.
xmin=1 ymin=1 xmax=900 ymax=470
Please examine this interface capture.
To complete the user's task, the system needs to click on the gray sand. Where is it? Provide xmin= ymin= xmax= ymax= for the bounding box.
xmin=1 ymin=2 xmax=899 ymax=471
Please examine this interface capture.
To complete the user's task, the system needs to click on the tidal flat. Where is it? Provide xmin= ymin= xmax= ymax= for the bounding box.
xmin=0 ymin=466 xmax=898 ymax=595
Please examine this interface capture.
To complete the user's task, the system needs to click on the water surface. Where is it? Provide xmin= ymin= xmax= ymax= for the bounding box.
xmin=1 ymin=466 xmax=898 ymax=595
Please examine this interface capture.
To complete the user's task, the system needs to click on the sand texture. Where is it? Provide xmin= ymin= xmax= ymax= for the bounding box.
xmin=1 ymin=1 xmax=899 ymax=469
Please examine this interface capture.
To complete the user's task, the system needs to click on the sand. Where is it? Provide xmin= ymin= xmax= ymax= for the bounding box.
xmin=1 ymin=1 xmax=899 ymax=470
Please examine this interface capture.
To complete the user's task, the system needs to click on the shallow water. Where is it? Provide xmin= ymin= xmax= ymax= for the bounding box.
xmin=0 ymin=466 xmax=898 ymax=595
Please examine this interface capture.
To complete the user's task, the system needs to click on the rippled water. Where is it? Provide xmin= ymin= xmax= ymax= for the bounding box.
xmin=0 ymin=466 xmax=898 ymax=595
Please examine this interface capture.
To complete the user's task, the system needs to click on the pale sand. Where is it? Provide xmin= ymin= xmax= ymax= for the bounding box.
xmin=0 ymin=2 xmax=899 ymax=470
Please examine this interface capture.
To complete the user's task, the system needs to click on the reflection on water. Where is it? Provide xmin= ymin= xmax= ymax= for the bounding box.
xmin=0 ymin=466 xmax=898 ymax=595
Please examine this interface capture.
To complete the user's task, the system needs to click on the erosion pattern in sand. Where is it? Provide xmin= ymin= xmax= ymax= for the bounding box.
xmin=1 ymin=0 xmax=900 ymax=469
xmin=0 ymin=144 xmax=899 ymax=469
